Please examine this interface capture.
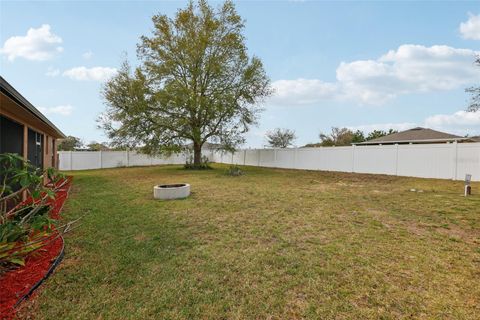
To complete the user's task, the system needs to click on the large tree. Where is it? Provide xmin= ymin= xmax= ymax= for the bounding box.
xmin=466 ymin=55 xmax=480 ymax=112
xmin=318 ymin=127 xmax=360 ymax=146
xmin=100 ymin=0 xmax=271 ymax=166
xmin=365 ymin=129 xmax=397 ymax=141
xmin=58 ymin=136 xmax=83 ymax=151
xmin=86 ymin=141 xmax=110 ymax=151
xmin=266 ymin=128 xmax=296 ymax=148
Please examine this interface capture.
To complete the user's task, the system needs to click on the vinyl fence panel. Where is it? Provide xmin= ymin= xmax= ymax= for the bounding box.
xmin=454 ymin=143 xmax=480 ymax=180
xmin=245 ymin=149 xmax=259 ymax=166
xmin=296 ymin=148 xmax=322 ymax=170
xmin=69 ymin=151 xmax=101 ymax=170
xmin=100 ymin=151 xmax=127 ymax=168
xmin=275 ymin=149 xmax=296 ymax=168
xmin=354 ymin=145 xmax=397 ymax=175
xmin=317 ymin=147 xmax=353 ymax=172
xmin=396 ymin=144 xmax=454 ymax=179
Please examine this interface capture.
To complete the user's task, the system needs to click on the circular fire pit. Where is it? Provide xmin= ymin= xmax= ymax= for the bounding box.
xmin=153 ymin=183 xmax=190 ymax=200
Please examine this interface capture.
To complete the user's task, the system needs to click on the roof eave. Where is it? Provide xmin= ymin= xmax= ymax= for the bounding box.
xmin=354 ymin=137 xmax=471 ymax=145
xmin=0 ymin=76 xmax=66 ymax=138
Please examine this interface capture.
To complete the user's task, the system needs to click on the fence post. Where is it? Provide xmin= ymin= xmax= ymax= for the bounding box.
xmin=453 ymin=141 xmax=458 ymax=180
xmin=395 ymin=144 xmax=399 ymax=176
xmin=317 ymin=147 xmax=322 ymax=170
xmin=351 ymin=145 xmax=356 ymax=173
xmin=125 ymin=150 xmax=129 ymax=167
xmin=99 ymin=151 xmax=103 ymax=169
xmin=69 ymin=151 xmax=73 ymax=171
xmin=243 ymin=149 xmax=246 ymax=165
xmin=294 ymin=148 xmax=298 ymax=169
xmin=257 ymin=149 xmax=261 ymax=166
xmin=231 ymin=152 xmax=234 ymax=164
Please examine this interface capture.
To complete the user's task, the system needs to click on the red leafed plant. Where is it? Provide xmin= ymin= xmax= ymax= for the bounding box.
xmin=0 ymin=153 xmax=73 ymax=275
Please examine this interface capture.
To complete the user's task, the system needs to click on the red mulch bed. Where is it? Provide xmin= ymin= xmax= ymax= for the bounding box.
xmin=0 ymin=177 xmax=73 ymax=320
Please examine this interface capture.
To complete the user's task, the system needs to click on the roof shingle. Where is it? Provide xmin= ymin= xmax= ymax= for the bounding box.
xmin=357 ymin=127 xmax=465 ymax=145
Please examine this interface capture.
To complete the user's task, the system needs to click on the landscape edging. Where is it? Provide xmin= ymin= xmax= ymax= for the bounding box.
xmin=13 ymin=236 xmax=65 ymax=308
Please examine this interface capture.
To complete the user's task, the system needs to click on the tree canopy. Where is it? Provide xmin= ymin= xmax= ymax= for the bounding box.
xmin=86 ymin=141 xmax=110 ymax=151
xmin=303 ymin=127 xmax=398 ymax=147
xmin=58 ymin=136 xmax=83 ymax=151
xmin=266 ymin=128 xmax=296 ymax=148
xmin=365 ymin=129 xmax=398 ymax=141
xmin=100 ymin=0 xmax=271 ymax=166
xmin=466 ymin=55 xmax=480 ymax=112
xmin=318 ymin=127 xmax=365 ymax=146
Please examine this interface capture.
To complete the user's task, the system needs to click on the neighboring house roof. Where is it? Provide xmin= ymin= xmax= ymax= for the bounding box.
xmin=356 ymin=127 xmax=472 ymax=145
xmin=0 ymin=76 xmax=66 ymax=138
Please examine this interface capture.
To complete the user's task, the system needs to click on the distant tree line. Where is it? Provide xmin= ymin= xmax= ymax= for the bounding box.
xmin=58 ymin=136 xmax=122 ymax=151
xmin=303 ymin=127 xmax=398 ymax=147
xmin=57 ymin=136 xmax=83 ymax=151
xmin=304 ymin=127 xmax=398 ymax=147
xmin=264 ymin=127 xmax=398 ymax=148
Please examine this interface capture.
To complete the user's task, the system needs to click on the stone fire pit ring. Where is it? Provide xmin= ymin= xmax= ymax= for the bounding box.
xmin=154 ymin=183 xmax=190 ymax=200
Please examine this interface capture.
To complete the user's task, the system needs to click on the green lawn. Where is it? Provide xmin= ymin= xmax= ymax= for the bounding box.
xmin=24 ymin=164 xmax=480 ymax=319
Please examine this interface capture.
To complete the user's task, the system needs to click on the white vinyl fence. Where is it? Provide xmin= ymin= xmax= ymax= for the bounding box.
xmin=59 ymin=142 xmax=480 ymax=181
xmin=58 ymin=151 xmax=187 ymax=171
xmin=211 ymin=142 xmax=480 ymax=181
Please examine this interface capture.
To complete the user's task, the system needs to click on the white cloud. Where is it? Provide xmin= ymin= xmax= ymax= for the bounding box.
xmin=0 ymin=24 xmax=63 ymax=61
xmin=45 ymin=67 xmax=60 ymax=77
xmin=82 ymin=50 xmax=93 ymax=59
xmin=38 ymin=105 xmax=74 ymax=116
xmin=424 ymin=110 xmax=480 ymax=135
xmin=63 ymin=66 xmax=117 ymax=81
xmin=269 ymin=44 xmax=479 ymax=106
xmin=270 ymin=79 xmax=337 ymax=106
xmin=460 ymin=13 xmax=480 ymax=40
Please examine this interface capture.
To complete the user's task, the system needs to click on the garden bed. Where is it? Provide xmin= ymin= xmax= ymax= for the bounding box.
xmin=0 ymin=176 xmax=72 ymax=319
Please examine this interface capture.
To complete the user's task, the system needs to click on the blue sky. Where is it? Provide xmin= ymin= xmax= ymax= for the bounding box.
xmin=1 ymin=1 xmax=480 ymax=147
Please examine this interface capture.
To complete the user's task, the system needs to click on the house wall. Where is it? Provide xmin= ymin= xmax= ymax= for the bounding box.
xmin=1 ymin=94 xmax=60 ymax=169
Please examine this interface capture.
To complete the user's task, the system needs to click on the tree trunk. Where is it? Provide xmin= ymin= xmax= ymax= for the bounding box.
xmin=193 ymin=141 xmax=202 ymax=166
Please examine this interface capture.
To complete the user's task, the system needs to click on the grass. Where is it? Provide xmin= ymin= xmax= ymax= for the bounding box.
xmin=22 ymin=164 xmax=480 ymax=319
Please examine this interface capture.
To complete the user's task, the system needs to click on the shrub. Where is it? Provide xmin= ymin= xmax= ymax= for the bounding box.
xmin=225 ymin=165 xmax=244 ymax=176
xmin=0 ymin=153 xmax=67 ymax=272
xmin=184 ymin=155 xmax=211 ymax=170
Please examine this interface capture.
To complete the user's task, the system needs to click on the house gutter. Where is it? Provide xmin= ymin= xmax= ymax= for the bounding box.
xmin=0 ymin=76 xmax=66 ymax=139
xmin=353 ymin=137 xmax=472 ymax=146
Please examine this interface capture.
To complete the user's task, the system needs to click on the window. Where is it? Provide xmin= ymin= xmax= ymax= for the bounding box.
xmin=0 ymin=115 xmax=24 ymax=156
xmin=27 ymin=129 xmax=43 ymax=169
xmin=52 ymin=139 xmax=56 ymax=167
